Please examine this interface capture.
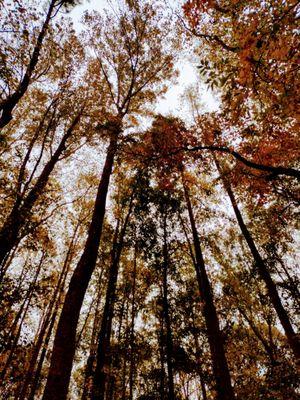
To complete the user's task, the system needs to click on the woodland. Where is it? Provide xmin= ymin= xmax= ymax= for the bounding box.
xmin=0 ymin=0 xmax=299 ymax=399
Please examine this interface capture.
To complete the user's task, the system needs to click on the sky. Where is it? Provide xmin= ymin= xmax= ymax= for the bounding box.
xmin=69 ymin=0 xmax=218 ymax=120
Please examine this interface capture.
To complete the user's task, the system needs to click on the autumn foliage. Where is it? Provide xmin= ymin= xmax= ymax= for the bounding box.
xmin=0 ymin=0 xmax=299 ymax=400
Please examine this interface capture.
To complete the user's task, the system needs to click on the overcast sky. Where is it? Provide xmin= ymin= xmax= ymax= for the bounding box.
xmin=69 ymin=0 xmax=218 ymax=120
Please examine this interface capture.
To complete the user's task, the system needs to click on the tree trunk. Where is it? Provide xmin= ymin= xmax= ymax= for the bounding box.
xmin=91 ymin=190 xmax=134 ymax=400
xmin=0 ymin=113 xmax=82 ymax=267
xmin=28 ymin=307 xmax=58 ymax=400
xmin=190 ymin=311 xmax=208 ymax=400
xmin=0 ymin=0 xmax=56 ymax=129
xmin=162 ymin=215 xmax=175 ymax=400
xmin=81 ymin=268 xmax=105 ymax=400
xmin=17 ymin=225 xmax=78 ymax=400
xmin=158 ymin=312 xmax=166 ymax=400
xmin=129 ymin=243 xmax=137 ymax=400
xmin=0 ymin=251 xmax=45 ymax=382
xmin=121 ymin=305 xmax=130 ymax=400
xmin=237 ymin=306 xmax=277 ymax=365
xmin=214 ymin=157 xmax=300 ymax=363
xmin=182 ymin=175 xmax=235 ymax=400
xmin=42 ymin=129 xmax=120 ymax=400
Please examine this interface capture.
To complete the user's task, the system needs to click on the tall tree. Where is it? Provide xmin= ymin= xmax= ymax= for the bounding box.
xmin=42 ymin=2 xmax=176 ymax=398
xmin=214 ymin=157 xmax=300 ymax=362
xmin=92 ymin=181 xmax=135 ymax=399
xmin=0 ymin=0 xmax=82 ymax=130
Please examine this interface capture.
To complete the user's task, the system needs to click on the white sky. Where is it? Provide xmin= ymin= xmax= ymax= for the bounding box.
xmin=70 ymin=0 xmax=218 ymax=120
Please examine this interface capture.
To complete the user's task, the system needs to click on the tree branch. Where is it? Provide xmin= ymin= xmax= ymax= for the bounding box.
xmin=184 ymin=145 xmax=300 ymax=179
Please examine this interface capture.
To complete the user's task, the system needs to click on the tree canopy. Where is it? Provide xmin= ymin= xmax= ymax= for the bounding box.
xmin=0 ymin=1 xmax=299 ymax=399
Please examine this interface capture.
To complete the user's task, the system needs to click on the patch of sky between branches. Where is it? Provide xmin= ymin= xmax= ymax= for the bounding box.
xmin=70 ymin=0 xmax=219 ymax=123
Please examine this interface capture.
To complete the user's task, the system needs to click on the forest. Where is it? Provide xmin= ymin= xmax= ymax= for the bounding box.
xmin=0 ymin=0 xmax=299 ymax=399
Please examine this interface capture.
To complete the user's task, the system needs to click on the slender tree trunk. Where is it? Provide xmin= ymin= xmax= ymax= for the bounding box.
xmin=42 ymin=129 xmax=120 ymax=400
xmin=76 ymin=298 xmax=97 ymax=348
xmin=17 ymin=225 xmax=78 ymax=400
xmin=214 ymin=157 xmax=300 ymax=363
xmin=237 ymin=306 xmax=277 ymax=365
xmin=273 ymin=260 xmax=300 ymax=307
xmin=106 ymin=285 xmax=129 ymax=400
xmin=0 ymin=251 xmax=45 ymax=382
xmin=0 ymin=0 xmax=56 ymax=129
xmin=129 ymin=244 xmax=137 ymax=400
xmin=91 ymin=191 xmax=134 ymax=400
xmin=28 ymin=307 xmax=58 ymax=400
xmin=81 ymin=269 xmax=105 ymax=400
xmin=158 ymin=311 xmax=166 ymax=400
xmin=121 ymin=306 xmax=130 ymax=400
xmin=0 ymin=255 xmax=29 ymax=330
xmin=0 ymin=113 xmax=82 ymax=266
xmin=15 ymin=99 xmax=57 ymax=200
xmin=0 ymin=234 xmax=20 ymax=279
xmin=162 ymin=216 xmax=175 ymax=400
xmin=199 ymin=372 xmax=208 ymax=400
xmin=182 ymin=175 xmax=235 ymax=400
xmin=28 ymin=237 xmax=81 ymax=400
xmin=190 ymin=312 xmax=208 ymax=400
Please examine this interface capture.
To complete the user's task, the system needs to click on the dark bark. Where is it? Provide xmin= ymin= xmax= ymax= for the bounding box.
xmin=76 ymin=298 xmax=96 ymax=348
xmin=182 ymin=175 xmax=235 ymax=400
xmin=0 ymin=0 xmax=57 ymax=129
xmin=273 ymin=258 xmax=300 ymax=308
xmin=215 ymin=158 xmax=300 ymax=363
xmin=199 ymin=373 xmax=208 ymax=400
xmin=16 ymin=100 xmax=56 ymax=202
xmin=42 ymin=129 xmax=120 ymax=400
xmin=28 ymin=231 xmax=81 ymax=400
xmin=158 ymin=311 xmax=166 ymax=400
xmin=28 ymin=307 xmax=58 ymax=400
xmin=105 ymin=283 xmax=129 ymax=400
xmin=81 ymin=269 xmax=105 ymax=400
xmin=168 ymin=145 xmax=300 ymax=179
xmin=190 ymin=312 xmax=208 ymax=400
xmin=0 ymin=113 xmax=82 ymax=268
xmin=17 ymin=225 xmax=78 ymax=400
xmin=91 ymin=191 xmax=135 ymax=400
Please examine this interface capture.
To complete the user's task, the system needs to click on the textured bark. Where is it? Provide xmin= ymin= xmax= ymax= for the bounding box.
xmin=215 ymin=158 xmax=300 ymax=363
xmin=182 ymin=176 xmax=235 ymax=400
xmin=42 ymin=130 xmax=119 ymax=400
xmin=0 ymin=113 xmax=82 ymax=267
xmin=92 ymin=191 xmax=134 ymax=400
xmin=0 ymin=0 xmax=57 ymax=129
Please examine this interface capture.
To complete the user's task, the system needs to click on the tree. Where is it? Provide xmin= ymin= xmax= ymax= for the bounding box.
xmin=42 ymin=2 xmax=177 ymax=398
xmin=1 ymin=1 xmax=298 ymax=399
xmin=0 ymin=0 xmax=83 ymax=130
